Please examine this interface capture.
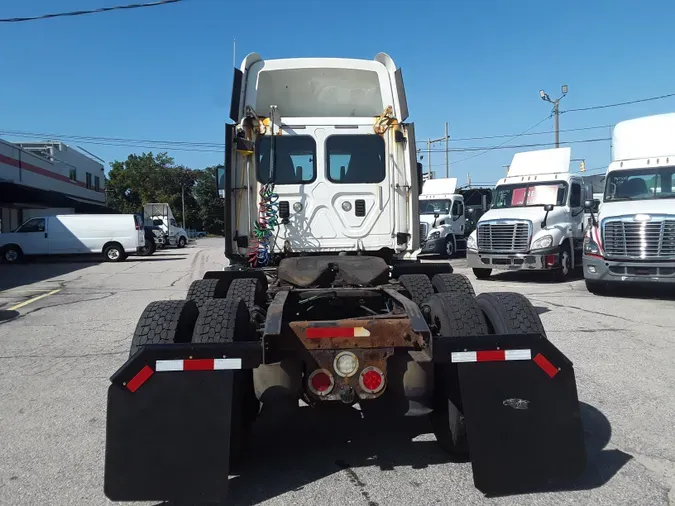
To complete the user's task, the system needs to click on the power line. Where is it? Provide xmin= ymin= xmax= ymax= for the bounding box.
xmin=562 ymin=92 xmax=675 ymax=113
xmin=451 ymin=114 xmax=553 ymax=164
xmin=421 ymin=137 xmax=610 ymax=153
xmin=0 ymin=0 xmax=182 ymax=23
xmin=429 ymin=124 xmax=612 ymax=144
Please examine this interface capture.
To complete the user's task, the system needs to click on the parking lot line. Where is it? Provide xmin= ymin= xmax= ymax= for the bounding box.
xmin=8 ymin=289 xmax=62 ymax=311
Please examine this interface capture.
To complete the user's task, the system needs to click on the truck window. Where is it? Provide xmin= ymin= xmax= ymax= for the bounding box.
xmin=419 ymin=200 xmax=452 ymax=215
xmin=256 ymin=136 xmax=316 ymax=184
xmin=17 ymin=218 xmax=45 ymax=233
xmin=326 ymin=135 xmax=385 ymax=184
xmin=170 ymin=218 xmax=178 ymax=227
xmin=570 ymin=183 xmax=582 ymax=207
xmin=452 ymin=200 xmax=464 ymax=217
xmin=493 ymin=182 xmax=567 ymax=208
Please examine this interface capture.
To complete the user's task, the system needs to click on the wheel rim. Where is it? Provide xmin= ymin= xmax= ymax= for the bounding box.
xmin=108 ymin=249 xmax=120 ymax=260
xmin=446 ymin=240 xmax=453 ymax=256
xmin=5 ymin=249 xmax=18 ymax=262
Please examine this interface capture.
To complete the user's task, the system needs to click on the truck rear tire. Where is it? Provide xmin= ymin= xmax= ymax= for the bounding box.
xmin=475 ymin=292 xmax=547 ymax=337
xmin=431 ymin=273 xmax=476 ymax=298
xmin=192 ymin=298 xmax=260 ymax=467
xmin=425 ymin=293 xmax=489 ymax=460
xmin=186 ymin=278 xmax=228 ymax=309
xmin=398 ymin=274 xmax=434 ymax=307
xmin=226 ymin=277 xmax=266 ymax=309
xmin=140 ymin=238 xmax=156 ymax=256
xmin=129 ymin=300 xmax=199 ymax=357
xmin=472 ymin=268 xmax=491 ymax=279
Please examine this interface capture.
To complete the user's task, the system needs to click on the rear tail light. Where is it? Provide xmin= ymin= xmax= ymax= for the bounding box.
xmin=359 ymin=366 xmax=385 ymax=394
xmin=308 ymin=369 xmax=334 ymax=396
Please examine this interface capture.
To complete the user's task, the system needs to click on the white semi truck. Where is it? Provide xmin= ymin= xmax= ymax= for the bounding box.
xmin=583 ymin=113 xmax=675 ymax=293
xmin=143 ymin=203 xmax=188 ymax=248
xmin=467 ymin=147 xmax=592 ymax=281
xmin=418 ymin=177 xmax=466 ymax=257
xmin=103 ymin=53 xmax=586 ymax=503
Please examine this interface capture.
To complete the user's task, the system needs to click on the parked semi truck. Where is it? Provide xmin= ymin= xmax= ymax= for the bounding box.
xmin=418 ymin=177 xmax=466 ymax=257
xmin=103 ymin=53 xmax=586 ymax=503
xmin=467 ymin=147 xmax=592 ymax=281
xmin=583 ymin=113 xmax=675 ymax=293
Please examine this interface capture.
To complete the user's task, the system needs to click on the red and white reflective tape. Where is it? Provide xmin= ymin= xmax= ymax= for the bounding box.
xmin=451 ymin=349 xmax=560 ymax=378
xmin=451 ymin=349 xmax=531 ymax=363
xmin=306 ymin=326 xmax=370 ymax=339
xmin=155 ymin=358 xmax=242 ymax=372
xmin=125 ymin=358 xmax=242 ymax=392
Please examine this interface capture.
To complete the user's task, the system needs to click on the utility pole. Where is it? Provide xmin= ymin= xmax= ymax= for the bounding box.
xmin=539 ymin=85 xmax=568 ymax=148
xmin=181 ymin=184 xmax=186 ymax=229
xmin=427 ymin=138 xmax=431 ymax=178
xmin=444 ymin=122 xmax=449 ymax=178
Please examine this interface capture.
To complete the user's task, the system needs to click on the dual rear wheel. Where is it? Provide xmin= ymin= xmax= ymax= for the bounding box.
xmin=129 ymin=277 xmax=264 ymax=467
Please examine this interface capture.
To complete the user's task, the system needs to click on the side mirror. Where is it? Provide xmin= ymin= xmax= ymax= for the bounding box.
xmin=416 ymin=162 xmax=424 ymax=195
xmin=216 ymin=167 xmax=226 ymax=198
xmin=543 ymin=204 xmax=554 ymax=212
xmin=434 ymin=212 xmax=440 ymax=218
xmin=583 ymin=199 xmax=593 ymax=210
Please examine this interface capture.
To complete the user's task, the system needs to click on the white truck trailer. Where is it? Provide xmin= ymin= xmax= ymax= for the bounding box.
xmin=467 ymin=147 xmax=592 ymax=281
xmin=583 ymin=113 xmax=675 ymax=293
xmin=103 ymin=53 xmax=586 ymax=503
xmin=418 ymin=177 xmax=466 ymax=257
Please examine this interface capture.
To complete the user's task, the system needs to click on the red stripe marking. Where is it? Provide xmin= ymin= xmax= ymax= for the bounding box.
xmin=306 ymin=327 xmax=355 ymax=339
xmin=0 ymin=153 xmax=106 ymax=193
xmin=126 ymin=365 xmax=154 ymax=392
xmin=476 ymin=350 xmax=506 ymax=362
xmin=533 ymin=353 xmax=559 ymax=378
xmin=183 ymin=358 xmax=215 ymax=371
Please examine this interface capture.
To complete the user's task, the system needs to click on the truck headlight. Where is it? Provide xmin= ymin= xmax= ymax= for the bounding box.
xmin=428 ymin=231 xmax=441 ymax=240
xmin=583 ymin=234 xmax=601 ymax=256
xmin=467 ymin=234 xmax=477 ymax=250
xmin=531 ymin=235 xmax=553 ymax=250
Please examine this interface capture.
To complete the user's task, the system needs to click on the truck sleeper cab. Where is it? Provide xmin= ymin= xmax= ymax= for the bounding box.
xmin=221 ymin=53 xmax=420 ymax=266
xmin=467 ymin=147 xmax=590 ymax=280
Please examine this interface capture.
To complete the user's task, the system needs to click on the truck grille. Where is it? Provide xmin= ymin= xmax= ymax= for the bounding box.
xmin=602 ymin=217 xmax=675 ymax=260
xmin=420 ymin=223 xmax=429 ymax=241
xmin=477 ymin=221 xmax=531 ymax=253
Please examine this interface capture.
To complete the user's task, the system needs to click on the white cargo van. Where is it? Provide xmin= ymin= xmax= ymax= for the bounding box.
xmin=0 ymin=214 xmax=145 ymax=263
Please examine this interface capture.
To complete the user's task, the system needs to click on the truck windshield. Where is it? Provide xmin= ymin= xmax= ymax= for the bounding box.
xmin=419 ymin=200 xmax=452 ymax=215
xmin=492 ymin=182 xmax=567 ymax=209
xmin=604 ymin=167 xmax=675 ymax=202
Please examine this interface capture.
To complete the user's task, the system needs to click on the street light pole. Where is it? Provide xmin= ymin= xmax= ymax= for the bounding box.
xmin=540 ymin=85 xmax=568 ymax=148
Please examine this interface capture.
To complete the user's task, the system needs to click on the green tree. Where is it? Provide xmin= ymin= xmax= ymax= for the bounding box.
xmin=193 ymin=166 xmax=224 ymax=235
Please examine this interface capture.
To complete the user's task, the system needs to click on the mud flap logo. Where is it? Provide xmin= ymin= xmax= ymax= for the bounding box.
xmin=503 ymin=398 xmax=529 ymax=410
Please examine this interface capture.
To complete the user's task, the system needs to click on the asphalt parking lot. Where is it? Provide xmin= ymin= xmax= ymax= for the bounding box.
xmin=0 ymin=238 xmax=674 ymax=506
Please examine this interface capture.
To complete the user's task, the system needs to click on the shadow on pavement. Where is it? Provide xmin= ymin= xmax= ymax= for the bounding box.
xmin=152 ymin=400 xmax=622 ymax=505
xmin=0 ymin=309 xmax=19 ymax=321
xmin=487 ymin=268 xmax=585 ymax=284
xmin=589 ymin=284 xmax=675 ymax=301
xmin=0 ymin=256 xmax=186 ymax=291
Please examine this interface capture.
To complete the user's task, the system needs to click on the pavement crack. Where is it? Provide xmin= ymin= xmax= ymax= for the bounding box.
xmin=531 ymin=298 xmax=672 ymax=329
xmin=335 ymin=459 xmax=379 ymax=506
xmin=170 ymin=272 xmax=191 ymax=287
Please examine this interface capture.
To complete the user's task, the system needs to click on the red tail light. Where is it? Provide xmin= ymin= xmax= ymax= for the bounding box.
xmin=308 ymin=369 xmax=334 ymax=396
xmin=359 ymin=366 xmax=385 ymax=394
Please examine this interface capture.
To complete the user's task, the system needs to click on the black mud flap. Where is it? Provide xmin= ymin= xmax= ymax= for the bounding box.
xmin=438 ymin=333 xmax=587 ymax=496
xmin=104 ymin=343 xmax=260 ymax=503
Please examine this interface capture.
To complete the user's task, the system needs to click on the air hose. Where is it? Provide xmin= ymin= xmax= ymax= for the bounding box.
xmin=247 ymin=183 xmax=279 ymax=267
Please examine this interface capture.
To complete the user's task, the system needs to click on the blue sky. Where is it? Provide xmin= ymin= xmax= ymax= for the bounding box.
xmin=2 ymin=0 xmax=675 ymax=186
